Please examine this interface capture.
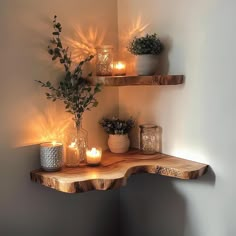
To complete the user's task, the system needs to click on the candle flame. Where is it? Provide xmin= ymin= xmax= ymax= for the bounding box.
xmin=69 ymin=142 xmax=77 ymax=148
xmin=52 ymin=141 xmax=57 ymax=146
xmin=115 ymin=62 xmax=126 ymax=70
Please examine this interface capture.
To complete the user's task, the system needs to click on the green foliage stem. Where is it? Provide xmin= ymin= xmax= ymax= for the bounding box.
xmin=36 ymin=16 xmax=102 ymax=124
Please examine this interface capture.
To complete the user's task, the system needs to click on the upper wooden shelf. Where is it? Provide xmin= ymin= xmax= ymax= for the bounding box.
xmin=30 ymin=149 xmax=208 ymax=194
xmin=88 ymin=75 xmax=184 ymax=86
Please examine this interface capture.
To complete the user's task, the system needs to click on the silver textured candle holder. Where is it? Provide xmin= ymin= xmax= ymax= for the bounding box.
xmin=40 ymin=142 xmax=63 ymax=171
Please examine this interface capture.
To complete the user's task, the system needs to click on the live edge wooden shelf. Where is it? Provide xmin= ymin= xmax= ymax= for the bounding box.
xmin=88 ymin=75 xmax=184 ymax=86
xmin=30 ymin=149 xmax=208 ymax=194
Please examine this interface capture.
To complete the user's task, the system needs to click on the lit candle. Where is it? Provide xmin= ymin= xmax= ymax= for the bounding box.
xmin=40 ymin=141 xmax=63 ymax=171
xmin=86 ymin=147 xmax=102 ymax=166
xmin=113 ymin=61 xmax=126 ymax=76
xmin=65 ymin=141 xmax=80 ymax=167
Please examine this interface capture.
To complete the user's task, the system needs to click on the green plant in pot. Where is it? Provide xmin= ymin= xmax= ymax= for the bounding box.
xmin=36 ymin=16 xmax=102 ymax=166
xmin=99 ymin=117 xmax=134 ymax=153
xmin=127 ymin=33 xmax=164 ymax=76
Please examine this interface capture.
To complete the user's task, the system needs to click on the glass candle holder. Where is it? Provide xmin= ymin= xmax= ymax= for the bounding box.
xmin=139 ymin=124 xmax=160 ymax=154
xmin=86 ymin=147 xmax=102 ymax=166
xmin=40 ymin=142 xmax=63 ymax=171
xmin=96 ymin=45 xmax=113 ymax=76
xmin=65 ymin=118 xmax=88 ymax=167
xmin=113 ymin=61 xmax=126 ymax=76
xmin=66 ymin=141 xmax=80 ymax=167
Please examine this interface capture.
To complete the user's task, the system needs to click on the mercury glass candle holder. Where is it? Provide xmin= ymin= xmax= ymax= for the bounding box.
xmin=139 ymin=124 xmax=160 ymax=154
xmin=40 ymin=142 xmax=63 ymax=171
xmin=96 ymin=45 xmax=113 ymax=76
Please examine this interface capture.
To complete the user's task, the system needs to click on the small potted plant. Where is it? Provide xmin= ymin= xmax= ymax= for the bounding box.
xmin=127 ymin=33 xmax=163 ymax=76
xmin=99 ymin=117 xmax=135 ymax=153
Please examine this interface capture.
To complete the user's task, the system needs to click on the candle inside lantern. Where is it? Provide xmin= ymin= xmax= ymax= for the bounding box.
xmin=66 ymin=141 xmax=80 ymax=167
xmin=86 ymin=147 xmax=102 ymax=166
xmin=113 ymin=61 xmax=126 ymax=76
xmin=40 ymin=141 xmax=63 ymax=172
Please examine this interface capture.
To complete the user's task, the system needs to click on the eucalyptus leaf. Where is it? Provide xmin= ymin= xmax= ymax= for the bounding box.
xmin=35 ymin=15 xmax=102 ymax=120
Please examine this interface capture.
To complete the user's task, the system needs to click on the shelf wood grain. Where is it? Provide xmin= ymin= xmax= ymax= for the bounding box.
xmin=30 ymin=149 xmax=208 ymax=194
xmin=88 ymin=75 xmax=184 ymax=86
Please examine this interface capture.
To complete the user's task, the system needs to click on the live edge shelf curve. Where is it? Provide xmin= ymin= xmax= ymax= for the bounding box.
xmin=30 ymin=149 xmax=208 ymax=194
xmin=88 ymin=75 xmax=184 ymax=86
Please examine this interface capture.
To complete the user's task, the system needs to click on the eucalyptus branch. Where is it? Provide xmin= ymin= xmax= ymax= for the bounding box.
xmin=36 ymin=15 xmax=102 ymax=119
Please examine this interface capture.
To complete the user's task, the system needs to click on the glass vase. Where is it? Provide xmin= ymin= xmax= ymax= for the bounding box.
xmin=65 ymin=118 xmax=88 ymax=167
xmin=139 ymin=124 xmax=160 ymax=154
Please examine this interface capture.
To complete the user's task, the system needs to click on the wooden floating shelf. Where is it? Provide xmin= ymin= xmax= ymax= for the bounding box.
xmin=30 ymin=149 xmax=208 ymax=194
xmin=88 ymin=75 xmax=184 ymax=86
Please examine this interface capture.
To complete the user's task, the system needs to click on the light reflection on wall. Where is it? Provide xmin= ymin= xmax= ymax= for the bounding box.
xmin=65 ymin=26 xmax=105 ymax=63
xmin=119 ymin=16 xmax=149 ymax=74
xmin=13 ymin=103 xmax=72 ymax=148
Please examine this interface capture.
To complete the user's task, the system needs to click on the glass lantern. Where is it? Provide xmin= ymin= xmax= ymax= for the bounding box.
xmin=96 ymin=45 xmax=113 ymax=76
xmin=139 ymin=124 xmax=160 ymax=154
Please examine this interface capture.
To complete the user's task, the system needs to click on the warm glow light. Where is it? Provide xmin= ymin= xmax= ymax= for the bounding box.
xmin=65 ymin=26 xmax=105 ymax=63
xmin=113 ymin=61 xmax=126 ymax=76
xmin=86 ymin=147 xmax=102 ymax=166
xmin=69 ymin=142 xmax=77 ymax=149
xmin=118 ymin=16 xmax=150 ymax=74
xmin=52 ymin=141 xmax=57 ymax=146
xmin=115 ymin=62 xmax=125 ymax=70
xmin=40 ymin=142 xmax=63 ymax=148
xmin=91 ymin=172 xmax=98 ymax=179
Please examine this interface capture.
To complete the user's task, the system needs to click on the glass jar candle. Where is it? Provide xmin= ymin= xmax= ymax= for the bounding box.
xmin=96 ymin=45 xmax=113 ymax=76
xmin=113 ymin=61 xmax=126 ymax=76
xmin=86 ymin=147 xmax=102 ymax=166
xmin=139 ymin=124 xmax=160 ymax=154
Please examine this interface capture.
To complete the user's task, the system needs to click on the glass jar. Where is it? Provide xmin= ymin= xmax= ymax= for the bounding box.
xmin=96 ymin=45 xmax=113 ymax=76
xmin=139 ymin=124 xmax=160 ymax=154
xmin=65 ymin=118 xmax=88 ymax=167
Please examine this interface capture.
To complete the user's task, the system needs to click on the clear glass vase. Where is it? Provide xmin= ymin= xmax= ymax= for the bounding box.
xmin=65 ymin=117 xmax=88 ymax=167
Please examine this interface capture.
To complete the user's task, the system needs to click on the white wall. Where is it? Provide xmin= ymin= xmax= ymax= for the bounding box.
xmin=118 ymin=0 xmax=235 ymax=235
xmin=0 ymin=1 xmax=120 ymax=235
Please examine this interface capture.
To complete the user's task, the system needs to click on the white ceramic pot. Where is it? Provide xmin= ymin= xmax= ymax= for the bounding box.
xmin=136 ymin=54 xmax=159 ymax=76
xmin=108 ymin=134 xmax=130 ymax=153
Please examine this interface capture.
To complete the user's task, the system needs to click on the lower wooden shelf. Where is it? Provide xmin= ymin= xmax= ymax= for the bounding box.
xmin=30 ymin=149 xmax=208 ymax=194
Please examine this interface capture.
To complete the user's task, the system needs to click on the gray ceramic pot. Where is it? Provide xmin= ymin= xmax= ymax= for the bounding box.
xmin=136 ymin=54 xmax=159 ymax=75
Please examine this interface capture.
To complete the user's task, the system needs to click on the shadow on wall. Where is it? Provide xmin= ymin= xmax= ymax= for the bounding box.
xmin=120 ymin=174 xmax=186 ymax=236
xmin=158 ymin=35 xmax=172 ymax=75
xmin=0 ymin=145 xmax=120 ymax=236
xmin=119 ymin=169 xmax=215 ymax=236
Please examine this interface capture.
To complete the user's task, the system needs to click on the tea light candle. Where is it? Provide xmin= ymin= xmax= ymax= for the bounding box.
xmin=113 ymin=61 xmax=126 ymax=76
xmin=40 ymin=141 xmax=63 ymax=171
xmin=66 ymin=141 xmax=80 ymax=167
xmin=86 ymin=147 xmax=102 ymax=166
